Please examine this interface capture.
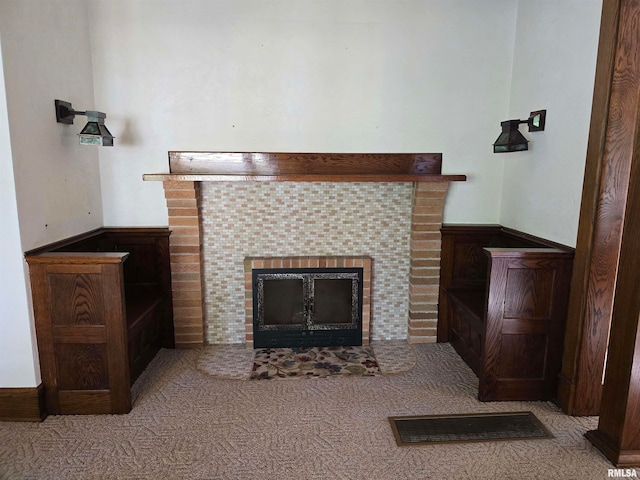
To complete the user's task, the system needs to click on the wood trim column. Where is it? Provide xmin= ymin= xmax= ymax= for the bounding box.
xmin=163 ymin=181 xmax=205 ymax=348
xmin=583 ymin=0 xmax=640 ymax=467
xmin=585 ymin=156 xmax=640 ymax=466
xmin=558 ymin=0 xmax=623 ymax=416
xmin=408 ymin=182 xmax=448 ymax=343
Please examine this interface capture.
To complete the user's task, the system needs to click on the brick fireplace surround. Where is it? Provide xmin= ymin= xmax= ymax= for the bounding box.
xmin=144 ymin=152 xmax=465 ymax=348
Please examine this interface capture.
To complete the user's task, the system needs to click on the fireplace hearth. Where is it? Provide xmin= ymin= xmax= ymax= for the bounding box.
xmin=253 ymin=267 xmax=363 ymax=348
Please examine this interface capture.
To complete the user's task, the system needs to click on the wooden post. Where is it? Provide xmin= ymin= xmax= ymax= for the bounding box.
xmin=558 ymin=0 xmax=622 ymax=416
xmin=585 ymin=135 xmax=640 ymax=467
xmin=583 ymin=0 xmax=640 ymax=467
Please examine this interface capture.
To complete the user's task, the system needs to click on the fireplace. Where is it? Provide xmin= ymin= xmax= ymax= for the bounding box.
xmin=143 ymin=152 xmax=466 ymax=348
xmin=245 ymin=256 xmax=372 ymax=347
xmin=252 ymin=267 xmax=363 ymax=347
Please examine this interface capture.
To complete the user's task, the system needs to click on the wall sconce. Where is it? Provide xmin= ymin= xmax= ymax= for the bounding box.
xmin=493 ymin=110 xmax=546 ymax=153
xmin=55 ymin=99 xmax=114 ymax=147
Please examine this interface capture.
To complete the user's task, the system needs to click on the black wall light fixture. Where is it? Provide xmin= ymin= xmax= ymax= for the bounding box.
xmin=55 ymin=99 xmax=114 ymax=147
xmin=493 ymin=110 xmax=546 ymax=153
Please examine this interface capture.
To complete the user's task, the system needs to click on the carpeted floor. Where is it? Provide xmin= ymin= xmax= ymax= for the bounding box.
xmin=0 ymin=342 xmax=613 ymax=479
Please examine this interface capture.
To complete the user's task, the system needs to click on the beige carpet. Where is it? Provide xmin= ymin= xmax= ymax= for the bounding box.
xmin=0 ymin=342 xmax=613 ymax=479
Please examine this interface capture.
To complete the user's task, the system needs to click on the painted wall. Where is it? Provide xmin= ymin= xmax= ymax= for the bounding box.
xmin=499 ymin=0 xmax=602 ymax=247
xmin=0 ymin=1 xmax=103 ymax=252
xmin=88 ymin=0 xmax=518 ymax=228
xmin=0 ymin=1 xmax=102 ymax=387
xmin=0 ymin=43 xmax=39 ymax=387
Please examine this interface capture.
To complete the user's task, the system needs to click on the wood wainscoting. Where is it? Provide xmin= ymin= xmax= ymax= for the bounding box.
xmin=439 ymin=225 xmax=574 ymax=402
xmin=0 ymin=384 xmax=46 ymax=422
xmin=25 ymin=228 xmax=173 ymax=416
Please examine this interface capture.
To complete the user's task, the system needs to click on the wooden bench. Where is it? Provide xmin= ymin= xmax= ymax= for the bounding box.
xmin=25 ymin=228 xmax=173 ymax=415
xmin=438 ymin=225 xmax=574 ymax=401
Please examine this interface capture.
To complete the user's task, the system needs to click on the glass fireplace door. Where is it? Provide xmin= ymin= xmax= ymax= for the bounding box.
xmin=253 ymin=268 xmax=363 ymax=348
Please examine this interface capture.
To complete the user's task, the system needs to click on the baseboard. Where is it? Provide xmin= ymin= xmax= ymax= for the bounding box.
xmin=0 ymin=384 xmax=46 ymax=422
xmin=586 ymin=429 xmax=640 ymax=468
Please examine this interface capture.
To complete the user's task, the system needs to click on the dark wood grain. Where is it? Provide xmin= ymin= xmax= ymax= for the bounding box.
xmin=101 ymin=262 xmax=131 ymax=413
xmin=0 ymin=385 xmax=46 ymax=422
xmin=438 ymin=225 xmax=574 ymax=402
xmin=480 ymin=249 xmax=573 ymax=401
xmin=25 ymin=227 xmax=173 ymax=415
xmin=142 ymin=151 xmax=467 ymax=183
xmin=168 ymin=151 xmax=444 ymax=175
xmin=25 ymin=257 xmax=130 ymax=415
xmin=438 ymin=225 xmax=572 ymax=341
xmin=55 ymin=344 xmax=109 ymax=390
xmin=503 ymin=266 xmax=553 ymax=319
xmin=26 ymin=252 xmax=129 ymax=264
xmin=102 ymin=228 xmax=174 ymax=349
xmin=144 ymin=173 xmax=466 ymax=183
xmin=559 ymin=0 xmax=623 ymax=416
xmin=437 ymin=224 xmax=502 ymax=341
xmin=49 ymin=273 xmax=105 ymax=326
xmin=585 ymin=0 xmax=640 ymax=467
xmin=498 ymin=334 xmax=547 ymax=378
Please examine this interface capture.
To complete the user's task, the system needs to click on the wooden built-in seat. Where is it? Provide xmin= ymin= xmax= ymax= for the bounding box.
xmin=25 ymin=228 xmax=173 ymax=415
xmin=439 ymin=225 xmax=574 ymax=402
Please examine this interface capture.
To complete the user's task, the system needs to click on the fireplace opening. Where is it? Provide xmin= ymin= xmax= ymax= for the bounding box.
xmin=253 ymin=268 xmax=363 ymax=348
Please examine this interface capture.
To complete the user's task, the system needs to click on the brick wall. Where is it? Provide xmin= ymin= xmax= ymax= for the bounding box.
xmin=163 ymin=181 xmax=205 ymax=348
xmin=408 ymin=182 xmax=449 ymax=343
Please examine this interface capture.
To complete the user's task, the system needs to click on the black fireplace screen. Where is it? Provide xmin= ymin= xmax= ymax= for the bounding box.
xmin=253 ymin=268 xmax=363 ymax=348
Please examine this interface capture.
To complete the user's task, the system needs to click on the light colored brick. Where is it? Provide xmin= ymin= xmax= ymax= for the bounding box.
xmin=164 ymin=189 xmax=197 ymax=199
xmin=168 ymin=209 xmax=200 ymax=219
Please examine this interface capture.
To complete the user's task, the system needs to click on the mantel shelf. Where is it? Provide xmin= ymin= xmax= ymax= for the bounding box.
xmin=143 ymin=151 xmax=467 ymax=183
xmin=143 ymin=173 xmax=466 ymax=183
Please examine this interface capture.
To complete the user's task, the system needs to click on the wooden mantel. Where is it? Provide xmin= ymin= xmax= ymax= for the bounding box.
xmin=143 ymin=151 xmax=466 ymax=182
xmin=144 ymin=151 xmax=465 ymax=348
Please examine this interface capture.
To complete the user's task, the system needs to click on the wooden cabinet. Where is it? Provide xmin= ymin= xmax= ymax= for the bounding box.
xmin=25 ymin=228 xmax=173 ymax=415
xmin=439 ymin=225 xmax=573 ymax=401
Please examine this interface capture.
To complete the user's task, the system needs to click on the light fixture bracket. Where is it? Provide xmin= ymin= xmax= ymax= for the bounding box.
xmin=55 ymin=99 xmax=83 ymax=125
xmin=527 ymin=110 xmax=546 ymax=132
xmin=493 ymin=109 xmax=546 ymax=153
xmin=54 ymin=99 xmax=114 ymax=146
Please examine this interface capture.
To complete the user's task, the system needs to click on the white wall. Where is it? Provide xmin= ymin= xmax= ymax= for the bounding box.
xmin=0 ymin=0 xmax=102 ymax=387
xmin=0 ymin=0 xmax=104 ymax=252
xmin=500 ymin=0 xmax=602 ymax=247
xmin=0 ymin=42 xmax=40 ymax=387
xmin=89 ymin=0 xmax=518 ymax=227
